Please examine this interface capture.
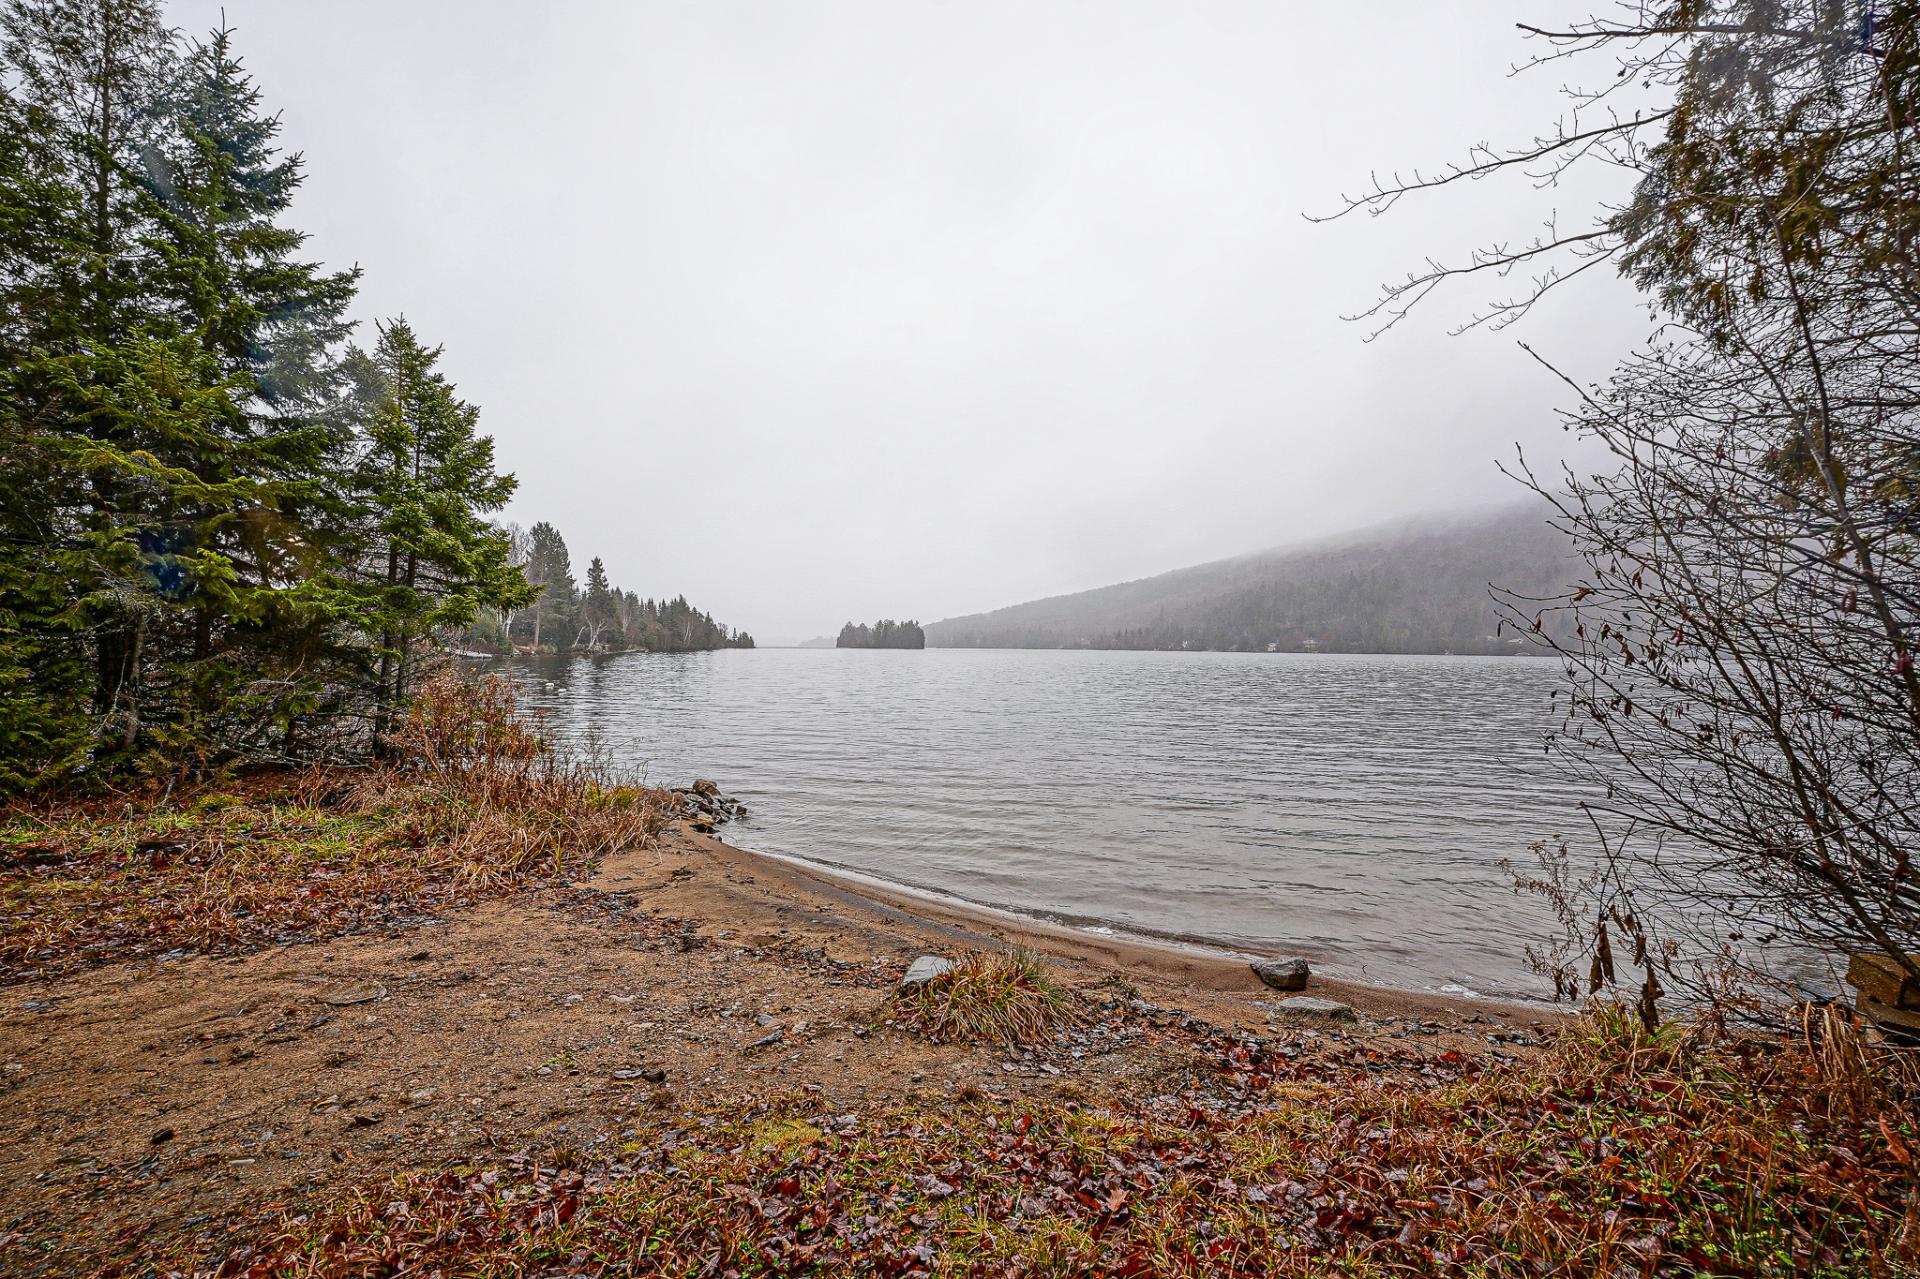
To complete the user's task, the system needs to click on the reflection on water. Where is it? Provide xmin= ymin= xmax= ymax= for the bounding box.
xmin=504 ymin=647 xmax=1586 ymax=1000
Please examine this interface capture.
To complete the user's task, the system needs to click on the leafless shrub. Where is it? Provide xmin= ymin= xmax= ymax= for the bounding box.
xmin=1326 ymin=3 xmax=1920 ymax=1021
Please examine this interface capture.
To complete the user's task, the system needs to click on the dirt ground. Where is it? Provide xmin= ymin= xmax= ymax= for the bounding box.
xmin=0 ymin=823 xmax=1557 ymax=1274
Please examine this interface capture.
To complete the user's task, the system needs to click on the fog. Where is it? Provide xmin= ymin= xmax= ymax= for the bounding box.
xmin=168 ymin=0 xmax=1647 ymax=644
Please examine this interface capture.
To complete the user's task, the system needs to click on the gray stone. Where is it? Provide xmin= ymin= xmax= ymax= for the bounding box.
xmin=1250 ymin=957 xmax=1311 ymax=991
xmin=900 ymin=955 xmax=954 ymax=989
xmin=1270 ymin=996 xmax=1357 ymax=1022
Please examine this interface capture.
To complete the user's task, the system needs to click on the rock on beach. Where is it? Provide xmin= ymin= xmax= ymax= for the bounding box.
xmin=1250 ymin=957 xmax=1311 ymax=991
xmin=900 ymin=956 xmax=954 ymax=989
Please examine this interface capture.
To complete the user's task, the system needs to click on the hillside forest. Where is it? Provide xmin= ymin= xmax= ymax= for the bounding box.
xmin=925 ymin=505 xmax=1569 ymax=654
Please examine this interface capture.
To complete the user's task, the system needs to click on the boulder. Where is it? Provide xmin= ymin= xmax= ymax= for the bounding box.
xmin=1251 ymin=957 xmax=1311 ymax=992
xmin=900 ymin=955 xmax=954 ymax=989
xmin=1269 ymin=996 xmax=1357 ymax=1023
xmin=692 ymin=778 xmax=721 ymax=797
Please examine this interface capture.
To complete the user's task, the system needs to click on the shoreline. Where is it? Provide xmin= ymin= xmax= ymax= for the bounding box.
xmin=10 ymin=777 xmax=1892 ymax=1272
xmin=687 ymin=822 xmax=1562 ymax=1027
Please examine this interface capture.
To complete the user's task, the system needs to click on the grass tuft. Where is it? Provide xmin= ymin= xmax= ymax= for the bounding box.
xmin=894 ymin=947 xmax=1077 ymax=1045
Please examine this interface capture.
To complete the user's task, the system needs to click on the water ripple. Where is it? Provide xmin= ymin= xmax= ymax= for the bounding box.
xmin=508 ymin=648 xmax=1584 ymax=1000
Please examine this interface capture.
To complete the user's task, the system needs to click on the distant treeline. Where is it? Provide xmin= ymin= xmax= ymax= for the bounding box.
xmin=462 ymin=521 xmax=753 ymax=656
xmin=837 ymin=620 xmax=926 ymax=649
xmin=925 ymin=506 xmax=1574 ymax=655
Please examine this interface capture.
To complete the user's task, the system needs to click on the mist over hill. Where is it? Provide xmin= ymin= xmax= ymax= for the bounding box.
xmin=924 ymin=504 xmax=1574 ymax=655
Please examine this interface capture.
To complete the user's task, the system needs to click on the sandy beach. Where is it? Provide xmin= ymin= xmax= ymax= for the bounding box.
xmin=0 ymin=815 xmax=1557 ymax=1270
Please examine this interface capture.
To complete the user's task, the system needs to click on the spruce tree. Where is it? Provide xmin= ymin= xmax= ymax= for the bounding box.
xmin=347 ymin=318 xmax=532 ymax=743
xmin=0 ymin=3 xmax=366 ymax=766
xmin=519 ymin=521 xmax=575 ymax=651
xmin=130 ymin=23 xmax=366 ymax=757
xmin=0 ymin=0 xmax=223 ymax=758
xmin=581 ymin=556 xmax=616 ymax=650
xmin=0 ymin=81 xmax=93 ymax=788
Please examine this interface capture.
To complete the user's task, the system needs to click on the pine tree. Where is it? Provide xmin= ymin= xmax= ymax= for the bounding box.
xmin=0 ymin=3 xmax=369 ymax=767
xmin=146 ymin=23 xmax=359 ymax=401
xmin=0 ymin=9 xmax=555 ymax=781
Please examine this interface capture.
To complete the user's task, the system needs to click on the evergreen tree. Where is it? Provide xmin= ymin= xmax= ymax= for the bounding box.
xmin=519 ymin=521 xmax=575 ymax=651
xmin=0 ymin=8 xmax=746 ymax=786
xmin=581 ymin=556 xmax=616 ymax=650
xmin=0 ymin=81 xmax=94 ymax=787
xmin=129 ymin=22 xmax=366 ymax=758
xmin=145 ymin=23 xmax=359 ymax=402
xmin=347 ymin=318 xmax=532 ymax=743
xmin=1 ymin=0 xmax=186 ymax=756
xmin=0 ymin=3 xmax=369 ymax=769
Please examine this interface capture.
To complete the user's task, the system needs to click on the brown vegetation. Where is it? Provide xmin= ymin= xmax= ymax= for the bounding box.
xmin=893 ymin=949 xmax=1078 ymax=1046
xmin=0 ymin=675 xmax=671 ymax=982
xmin=153 ymin=1003 xmax=1920 ymax=1278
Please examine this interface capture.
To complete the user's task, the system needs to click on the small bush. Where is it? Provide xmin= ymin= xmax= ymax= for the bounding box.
xmin=895 ymin=948 xmax=1076 ymax=1045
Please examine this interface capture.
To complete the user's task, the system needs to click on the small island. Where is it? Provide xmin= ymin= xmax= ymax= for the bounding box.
xmin=837 ymin=618 xmax=926 ymax=649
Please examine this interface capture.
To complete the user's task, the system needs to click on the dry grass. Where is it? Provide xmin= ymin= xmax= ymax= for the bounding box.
xmin=0 ymin=673 xmax=672 ymax=980
xmin=322 ymin=673 xmax=667 ymax=889
xmin=893 ymin=947 xmax=1078 ymax=1045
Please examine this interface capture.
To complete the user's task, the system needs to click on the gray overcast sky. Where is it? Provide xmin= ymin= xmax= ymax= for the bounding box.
xmin=170 ymin=0 xmax=1646 ymax=644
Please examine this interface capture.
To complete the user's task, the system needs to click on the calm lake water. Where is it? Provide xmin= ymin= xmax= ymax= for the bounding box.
xmin=504 ymin=648 xmax=1586 ymax=1001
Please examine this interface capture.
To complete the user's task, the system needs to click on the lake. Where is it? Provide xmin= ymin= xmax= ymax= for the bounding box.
xmin=504 ymin=647 xmax=1586 ymax=1001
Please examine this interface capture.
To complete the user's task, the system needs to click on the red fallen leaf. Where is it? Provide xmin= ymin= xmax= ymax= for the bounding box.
xmin=1104 ymin=1188 xmax=1130 ymax=1213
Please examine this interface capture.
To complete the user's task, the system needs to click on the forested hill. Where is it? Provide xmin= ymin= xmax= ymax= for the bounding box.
xmin=924 ymin=505 xmax=1574 ymax=655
